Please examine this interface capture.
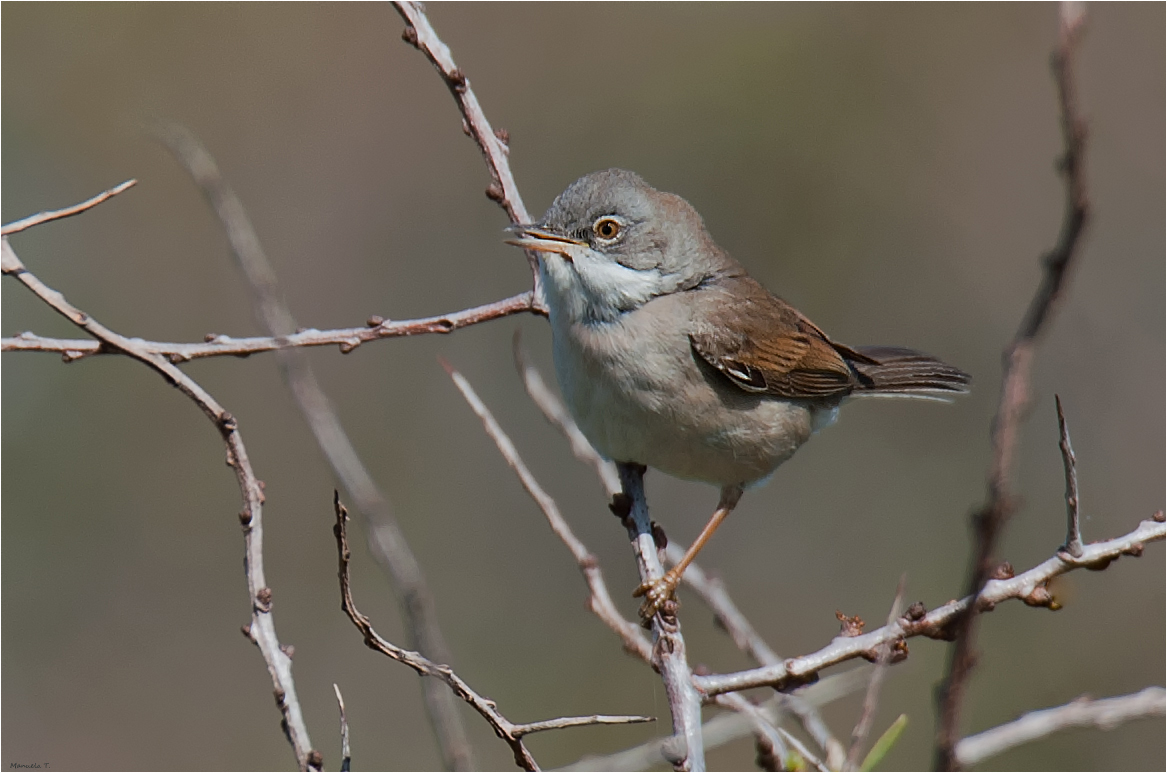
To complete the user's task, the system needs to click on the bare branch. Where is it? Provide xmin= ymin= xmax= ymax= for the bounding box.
xmin=695 ymin=515 xmax=1163 ymax=696
xmin=513 ymin=715 xmax=654 ymax=739
xmin=333 ymin=494 xmax=651 ymax=772
xmin=844 ymin=575 xmax=907 ymax=770
xmin=443 ymin=361 xmax=652 ymax=662
xmin=392 ymin=1 xmax=547 ymax=310
xmin=333 ymin=684 xmax=351 ymax=773
xmin=559 ymin=667 xmax=869 ymax=772
xmin=666 ymin=545 xmax=853 ymax=766
xmin=1 ymin=234 xmax=318 ymax=769
xmin=1 ymin=179 xmax=136 ymax=235
xmin=616 ymin=463 xmax=706 ymax=772
xmin=1 ymin=291 xmax=539 ymax=361
xmin=935 ymin=5 xmax=1091 ymax=767
xmin=1056 ymin=395 xmax=1084 ymax=558
xmin=955 ymin=686 xmax=1165 ymax=768
xmin=157 ymin=123 xmax=475 ymax=771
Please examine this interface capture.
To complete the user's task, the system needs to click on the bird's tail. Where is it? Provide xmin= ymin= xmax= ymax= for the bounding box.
xmin=846 ymin=346 xmax=971 ymax=400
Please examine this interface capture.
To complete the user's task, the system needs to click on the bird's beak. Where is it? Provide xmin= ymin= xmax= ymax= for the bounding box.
xmin=504 ymin=225 xmax=585 ymax=263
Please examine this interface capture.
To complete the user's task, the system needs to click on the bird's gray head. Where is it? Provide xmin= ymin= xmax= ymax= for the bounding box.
xmin=507 ymin=169 xmax=736 ymax=324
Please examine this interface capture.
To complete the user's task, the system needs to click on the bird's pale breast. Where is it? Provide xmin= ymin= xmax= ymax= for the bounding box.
xmin=550 ymin=292 xmax=821 ymax=486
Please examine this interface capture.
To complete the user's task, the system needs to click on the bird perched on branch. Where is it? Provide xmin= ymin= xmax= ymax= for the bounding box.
xmin=508 ymin=169 xmax=969 ymax=621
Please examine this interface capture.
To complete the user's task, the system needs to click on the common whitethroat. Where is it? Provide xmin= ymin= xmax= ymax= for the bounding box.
xmin=507 ymin=169 xmax=970 ymax=621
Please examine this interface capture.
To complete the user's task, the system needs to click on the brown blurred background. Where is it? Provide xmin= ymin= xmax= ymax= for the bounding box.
xmin=3 ymin=4 xmax=1163 ymax=771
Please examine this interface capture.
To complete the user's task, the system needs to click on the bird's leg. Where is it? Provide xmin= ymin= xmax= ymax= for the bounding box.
xmin=635 ymin=484 xmax=744 ymax=621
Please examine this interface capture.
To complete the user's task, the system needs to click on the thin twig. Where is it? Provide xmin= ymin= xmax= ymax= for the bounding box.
xmin=514 ymin=339 xmax=846 ymax=766
xmin=694 ymin=514 xmax=1163 ymax=696
xmin=1 ymin=179 xmax=137 ymax=235
xmin=1056 ymin=395 xmax=1084 ymax=558
xmin=1 ymin=232 xmax=319 ymax=769
xmin=1 ymin=292 xmax=539 ymax=361
xmin=156 ymin=123 xmax=476 ymax=771
xmin=713 ymin=693 xmax=792 ymax=772
xmin=558 ymin=667 xmax=869 ymax=772
xmin=392 ymin=0 xmax=547 ymax=310
xmin=333 ymin=494 xmax=652 ymax=772
xmin=954 ymin=686 xmax=1165 ymax=768
xmin=443 ymin=361 xmax=651 ymax=662
xmin=513 ymin=715 xmax=655 ymax=739
xmin=333 ymin=684 xmax=351 ymax=773
xmin=844 ymin=575 xmax=907 ymax=770
xmin=935 ymin=5 xmax=1090 ymax=768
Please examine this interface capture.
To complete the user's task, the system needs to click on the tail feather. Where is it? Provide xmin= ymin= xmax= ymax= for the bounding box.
xmin=848 ymin=346 xmax=970 ymax=398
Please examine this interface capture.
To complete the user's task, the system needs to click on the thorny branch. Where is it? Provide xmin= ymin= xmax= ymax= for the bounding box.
xmin=3 ymin=1 xmax=555 ymax=362
xmin=935 ymin=4 xmax=1091 ymax=768
xmin=1 ymin=220 xmax=319 ymax=769
xmin=157 ymin=123 xmax=476 ymax=771
xmin=1 ymin=292 xmax=539 ymax=361
xmin=954 ymin=686 xmax=1166 ymax=768
xmin=693 ymin=513 xmax=1163 ymax=697
xmin=1056 ymin=395 xmax=1083 ymax=558
xmin=332 ymin=493 xmax=652 ymax=772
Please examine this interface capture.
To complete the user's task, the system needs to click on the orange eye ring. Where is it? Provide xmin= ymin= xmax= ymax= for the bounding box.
xmin=593 ymin=217 xmax=621 ymax=240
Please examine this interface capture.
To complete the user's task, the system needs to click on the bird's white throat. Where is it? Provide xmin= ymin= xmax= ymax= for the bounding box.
xmin=539 ymin=251 xmax=667 ymax=325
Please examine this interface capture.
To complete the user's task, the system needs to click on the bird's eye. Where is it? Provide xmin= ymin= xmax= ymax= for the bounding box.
xmin=593 ymin=217 xmax=621 ymax=241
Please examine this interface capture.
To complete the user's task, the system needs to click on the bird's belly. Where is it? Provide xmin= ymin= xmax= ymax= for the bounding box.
xmin=553 ymin=314 xmax=819 ymax=486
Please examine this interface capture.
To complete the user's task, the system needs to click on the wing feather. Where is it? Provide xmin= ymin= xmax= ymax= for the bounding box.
xmin=689 ymin=277 xmax=857 ymax=400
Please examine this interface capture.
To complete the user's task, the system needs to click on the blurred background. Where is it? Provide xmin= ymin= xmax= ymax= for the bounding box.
xmin=3 ymin=4 xmax=1163 ymax=771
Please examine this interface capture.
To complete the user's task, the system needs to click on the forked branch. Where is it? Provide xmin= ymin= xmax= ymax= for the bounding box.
xmin=695 ymin=514 xmax=1163 ymax=696
xmin=2 ymin=215 xmax=318 ymax=769
xmin=332 ymin=493 xmax=652 ymax=771
xmin=392 ymin=0 xmax=547 ymax=310
xmin=2 ymin=292 xmax=539 ymax=361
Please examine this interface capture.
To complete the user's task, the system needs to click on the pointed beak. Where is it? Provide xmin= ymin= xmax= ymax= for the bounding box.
xmin=504 ymin=225 xmax=585 ymax=263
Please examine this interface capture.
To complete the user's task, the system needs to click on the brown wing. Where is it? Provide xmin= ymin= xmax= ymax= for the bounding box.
xmin=689 ymin=276 xmax=860 ymax=400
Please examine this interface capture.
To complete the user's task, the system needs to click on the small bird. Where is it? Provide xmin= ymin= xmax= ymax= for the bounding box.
xmin=508 ymin=169 xmax=969 ymax=621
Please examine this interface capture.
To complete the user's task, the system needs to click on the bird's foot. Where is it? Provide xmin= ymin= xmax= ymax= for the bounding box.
xmin=634 ymin=569 xmax=680 ymax=622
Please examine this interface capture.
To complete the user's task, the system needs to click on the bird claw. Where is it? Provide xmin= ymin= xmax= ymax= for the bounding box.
xmin=634 ymin=572 xmax=680 ymax=621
